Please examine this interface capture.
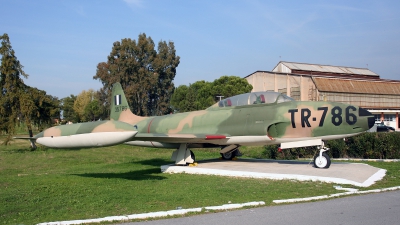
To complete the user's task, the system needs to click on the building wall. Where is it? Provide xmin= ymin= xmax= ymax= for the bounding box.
xmin=318 ymin=92 xmax=400 ymax=109
xmin=245 ymin=71 xmax=317 ymax=101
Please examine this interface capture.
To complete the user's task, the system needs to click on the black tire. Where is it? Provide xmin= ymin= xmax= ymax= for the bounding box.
xmin=190 ymin=150 xmax=196 ymax=162
xmin=220 ymin=150 xmax=237 ymax=160
xmin=313 ymin=152 xmax=331 ymax=169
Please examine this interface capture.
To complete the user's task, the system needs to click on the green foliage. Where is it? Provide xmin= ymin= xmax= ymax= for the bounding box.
xmin=260 ymin=133 xmax=400 ymax=160
xmin=170 ymin=85 xmax=189 ymax=112
xmin=61 ymin=95 xmax=79 ymax=123
xmin=326 ymin=138 xmax=347 ymax=158
xmin=84 ymin=99 xmax=102 ymax=122
xmin=170 ymin=76 xmax=253 ymax=112
xmin=73 ymin=89 xmax=100 ymax=122
xmin=0 ymin=33 xmax=60 ymax=144
xmin=331 ymin=132 xmax=400 ymax=159
xmin=94 ymin=33 xmax=180 ymax=116
xmin=62 ymin=92 xmax=104 ymax=123
xmin=20 ymin=86 xmax=60 ymax=132
xmin=261 ymin=145 xmax=279 ymax=159
xmin=262 ymin=145 xmax=316 ymax=160
xmin=0 ymin=33 xmax=28 ymax=143
xmin=94 ymin=89 xmax=110 ymax=120
xmin=212 ymin=75 xmax=254 ymax=97
xmin=73 ymin=89 xmax=93 ymax=121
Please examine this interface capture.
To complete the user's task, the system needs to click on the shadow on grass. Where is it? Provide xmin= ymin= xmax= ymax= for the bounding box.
xmin=1 ymin=148 xmax=34 ymax=153
xmin=1 ymin=146 xmax=82 ymax=153
xmin=133 ymin=158 xmax=172 ymax=167
xmin=74 ymin=168 xmax=166 ymax=181
xmin=0 ymin=146 xmax=49 ymax=153
xmin=197 ymin=158 xmax=312 ymax=165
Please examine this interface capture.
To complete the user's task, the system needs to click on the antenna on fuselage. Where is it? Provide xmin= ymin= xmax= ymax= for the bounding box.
xmin=216 ymin=95 xmax=224 ymax=101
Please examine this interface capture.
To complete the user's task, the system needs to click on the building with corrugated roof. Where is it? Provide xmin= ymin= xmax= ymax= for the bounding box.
xmin=245 ymin=61 xmax=400 ymax=131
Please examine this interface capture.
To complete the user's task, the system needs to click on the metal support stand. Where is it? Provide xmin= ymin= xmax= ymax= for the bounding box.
xmin=171 ymin=143 xmax=194 ymax=165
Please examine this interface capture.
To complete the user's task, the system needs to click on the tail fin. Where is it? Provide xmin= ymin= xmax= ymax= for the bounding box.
xmin=110 ymin=83 xmax=146 ymax=124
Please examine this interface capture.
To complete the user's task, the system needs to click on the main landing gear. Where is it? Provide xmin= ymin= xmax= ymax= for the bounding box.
xmin=313 ymin=142 xmax=331 ymax=169
xmin=220 ymin=145 xmax=242 ymax=160
xmin=171 ymin=144 xmax=243 ymax=165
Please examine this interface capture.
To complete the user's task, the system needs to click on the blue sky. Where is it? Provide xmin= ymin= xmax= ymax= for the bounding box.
xmin=1 ymin=0 xmax=399 ymax=99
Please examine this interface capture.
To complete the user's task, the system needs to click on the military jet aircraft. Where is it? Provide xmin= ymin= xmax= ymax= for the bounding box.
xmin=17 ymin=83 xmax=375 ymax=169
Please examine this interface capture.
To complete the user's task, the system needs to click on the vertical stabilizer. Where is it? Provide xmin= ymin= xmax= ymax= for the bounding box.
xmin=110 ymin=83 xmax=130 ymax=121
xmin=110 ymin=83 xmax=146 ymax=123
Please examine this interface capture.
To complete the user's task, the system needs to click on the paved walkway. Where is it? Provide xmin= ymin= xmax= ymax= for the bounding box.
xmin=161 ymin=158 xmax=386 ymax=187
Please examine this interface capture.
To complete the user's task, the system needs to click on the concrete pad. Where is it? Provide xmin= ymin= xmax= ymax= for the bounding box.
xmin=161 ymin=158 xmax=386 ymax=187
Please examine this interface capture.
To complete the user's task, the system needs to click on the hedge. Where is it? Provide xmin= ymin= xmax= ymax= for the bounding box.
xmin=262 ymin=132 xmax=400 ymax=160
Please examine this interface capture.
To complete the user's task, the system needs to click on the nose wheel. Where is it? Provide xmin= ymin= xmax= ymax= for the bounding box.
xmin=313 ymin=142 xmax=331 ymax=169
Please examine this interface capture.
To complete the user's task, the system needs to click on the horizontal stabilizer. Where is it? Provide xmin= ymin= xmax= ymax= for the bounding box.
xmin=13 ymin=136 xmax=37 ymax=140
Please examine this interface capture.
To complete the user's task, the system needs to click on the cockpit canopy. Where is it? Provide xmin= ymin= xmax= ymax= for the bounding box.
xmin=217 ymin=92 xmax=295 ymax=108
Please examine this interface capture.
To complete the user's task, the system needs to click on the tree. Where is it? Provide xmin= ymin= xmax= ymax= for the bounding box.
xmin=20 ymin=86 xmax=60 ymax=135
xmin=94 ymin=89 xmax=109 ymax=120
xmin=74 ymin=89 xmax=95 ymax=122
xmin=61 ymin=95 xmax=79 ymax=123
xmin=150 ymin=41 xmax=179 ymax=115
xmin=211 ymin=75 xmax=253 ymax=98
xmin=0 ymin=33 xmax=60 ymax=146
xmin=170 ymin=76 xmax=253 ymax=113
xmin=93 ymin=33 xmax=180 ymax=116
xmin=0 ymin=33 xmax=28 ymax=144
xmin=190 ymin=80 xmax=214 ymax=109
xmin=84 ymin=99 xmax=102 ymax=121
xmin=170 ymin=85 xmax=189 ymax=112
xmin=32 ymin=90 xmax=60 ymax=130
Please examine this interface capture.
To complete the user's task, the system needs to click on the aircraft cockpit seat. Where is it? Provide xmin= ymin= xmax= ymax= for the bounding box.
xmin=260 ymin=94 xmax=265 ymax=103
xmin=227 ymin=99 xmax=232 ymax=106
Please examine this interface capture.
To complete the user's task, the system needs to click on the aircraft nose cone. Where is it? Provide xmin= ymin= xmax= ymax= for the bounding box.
xmin=359 ymin=107 xmax=375 ymax=129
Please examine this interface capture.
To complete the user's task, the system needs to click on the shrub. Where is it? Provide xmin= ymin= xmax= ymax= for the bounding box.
xmin=262 ymin=133 xmax=400 ymax=159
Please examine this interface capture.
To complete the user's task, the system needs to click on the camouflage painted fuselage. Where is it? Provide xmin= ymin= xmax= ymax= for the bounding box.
xmin=117 ymin=97 xmax=374 ymax=148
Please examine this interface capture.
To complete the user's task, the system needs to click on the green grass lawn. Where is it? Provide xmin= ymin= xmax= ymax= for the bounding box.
xmin=1 ymin=139 xmax=399 ymax=225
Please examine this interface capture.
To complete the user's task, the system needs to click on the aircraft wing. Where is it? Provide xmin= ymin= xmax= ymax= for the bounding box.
xmin=132 ymin=133 xmax=228 ymax=143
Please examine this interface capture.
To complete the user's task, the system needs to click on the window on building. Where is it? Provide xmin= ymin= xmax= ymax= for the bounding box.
xmin=384 ymin=114 xmax=395 ymax=122
xmin=278 ymin=88 xmax=287 ymax=95
xmin=374 ymin=114 xmax=381 ymax=122
xmin=290 ymin=87 xmax=300 ymax=101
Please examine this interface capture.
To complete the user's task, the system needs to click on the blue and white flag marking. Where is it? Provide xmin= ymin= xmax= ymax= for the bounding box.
xmin=115 ymin=94 xmax=122 ymax=105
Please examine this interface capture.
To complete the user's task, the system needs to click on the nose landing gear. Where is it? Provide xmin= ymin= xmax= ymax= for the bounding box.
xmin=314 ymin=142 xmax=331 ymax=169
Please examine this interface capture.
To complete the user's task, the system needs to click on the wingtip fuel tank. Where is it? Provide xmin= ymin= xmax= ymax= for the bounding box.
xmin=34 ymin=120 xmax=137 ymax=148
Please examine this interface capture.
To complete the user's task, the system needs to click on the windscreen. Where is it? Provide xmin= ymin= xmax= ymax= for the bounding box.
xmin=216 ymin=91 xmax=294 ymax=108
